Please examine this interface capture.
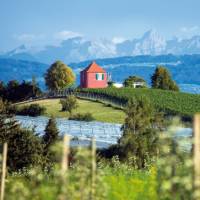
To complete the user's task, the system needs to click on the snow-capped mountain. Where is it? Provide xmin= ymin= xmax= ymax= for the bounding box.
xmin=116 ymin=30 xmax=166 ymax=55
xmin=32 ymin=37 xmax=116 ymax=63
xmin=132 ymin=30 xmax=166 ymax=55
xmin=1 ymin=30 xmax=200 ymax=63
xmin=1 ymin=45 xmax=37 ymax=61
xmin=6 ymin=45 xmax=28 ymax=56
xmin=166 ymin=36 xmax=200 ymax=54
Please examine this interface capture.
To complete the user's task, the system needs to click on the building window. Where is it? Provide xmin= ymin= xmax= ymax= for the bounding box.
xmin=96 ymin=73 xmax=104 ymax=80
xmin=96 ymin=73 xmax=105 ymax=81
xmin=96 ymin=73 xmax=99 ymax=80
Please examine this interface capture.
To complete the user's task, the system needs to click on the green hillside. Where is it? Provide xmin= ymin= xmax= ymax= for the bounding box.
xmin=80 ymin=88 xmax=200 ymax=116
xmin=19 ymin=98 xmax=125 ymax=123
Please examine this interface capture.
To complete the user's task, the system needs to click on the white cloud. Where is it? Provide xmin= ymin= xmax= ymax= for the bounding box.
xmin=112 ymin=37 xmax=126 ymax=44
xmin=180 ymin=26 xmax=199 ymax=33
xmin=14 ymin=33 xmax=45 ymax=42
xmin=17 ymin=34 xmax=36 ymax=41
xmin=12 ymin=31 xmax=83 ymax=48
xmin=54 ymin=30 xmax=83 ymax=40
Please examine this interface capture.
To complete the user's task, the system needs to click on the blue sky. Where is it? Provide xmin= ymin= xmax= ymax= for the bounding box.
xmin=0 ymin=0 xmax=200 ymax=51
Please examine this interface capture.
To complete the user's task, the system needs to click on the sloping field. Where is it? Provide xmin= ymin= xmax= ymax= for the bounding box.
xmin=19 ymin=98 xmax=125 ymax=123
xmin=81 ymin=88 xmax=200 ymax=116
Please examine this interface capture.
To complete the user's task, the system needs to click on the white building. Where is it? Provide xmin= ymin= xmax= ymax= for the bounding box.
xmin=113 ymin=83 xmax=123 ymax=88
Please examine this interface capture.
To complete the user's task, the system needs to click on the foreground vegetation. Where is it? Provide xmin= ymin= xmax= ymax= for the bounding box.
xmin=18 ymin=98 xmax=125 ymax=123
xmin=5 ymin=157 xmax=157 ymax=200
xmin=0 ymin=62 xmax=198 ymax=199
xmin=80 ymin=88 xmax=200 ymax=117
xmin=0 ymin=95 xmax=196 ymax=199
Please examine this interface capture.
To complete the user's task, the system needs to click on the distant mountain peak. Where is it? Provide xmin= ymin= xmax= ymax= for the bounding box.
xmin=142 ymin=29 xmax=159 ymax=38
xmin=18 ymin=44 xmax=26 ymax=49
xmin=141 ymin=29 xmax=165 ymax=42
xmin=132 ymin=29 xmax=166 ymax=55
xmin=2 ymin=30 xmax=200 ymax=63
xmin=7 ymin=44 xmax=28 ymax=56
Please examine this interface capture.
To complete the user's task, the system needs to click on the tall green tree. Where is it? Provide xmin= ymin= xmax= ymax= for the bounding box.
xmin=151 ymin=66 xmax=179 ymax=91
xmin=42 ymin=117 xmax=59 ymax=167
xmin=31 ymin=75 xmax=41 ymax=97
xmin=43 ymin=117 xmax=59 ymax=151
xmin=0 ymin=99 xmax=43 ymax=171
xmin=45 ymin=61 xmax=75 ymax=91
xmin=119 ymin=96 xmax=162 ymax=168
xmin=123 ymin=76 xmax=146 ymax=88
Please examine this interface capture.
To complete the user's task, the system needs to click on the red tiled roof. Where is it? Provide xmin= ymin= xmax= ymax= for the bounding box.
xmin=83 ymin=61 xmax=106 ymax=73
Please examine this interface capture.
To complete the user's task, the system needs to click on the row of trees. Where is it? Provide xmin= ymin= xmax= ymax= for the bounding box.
xmin=123 ymin=66 xmax=179 ymax=91
xmin=0 ymin=61 xmax=179 ymax=104
xmin=0 ymin=78 xmax=42 ymax=102
xmin=0 ymin=61 xmax=75 ymax=103
xmin=44 ymin=61 xmax=179 ymax=92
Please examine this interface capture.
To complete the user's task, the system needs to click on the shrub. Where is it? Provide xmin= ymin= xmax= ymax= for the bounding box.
xmin=157 ymin=119 xmax=193 ymax=199
xmin=123 ymin=76 xmax=146 ymax=88
xmin=17 ymin=104 xmax=46 ymax=117
xmin=6 ymin=104 xmax=18 ymax=114
xmin=69 ymin=113 xmax=95 ymax=122
xmin=5 ymin=146 xmax=107 ymax=200
xmin=7 ymin=128 xmax=44 ymax=171
xmin=0 ymin=113 xmax=43 ymax=172
xmin=60 ymin=95 xmax=78 ymax=115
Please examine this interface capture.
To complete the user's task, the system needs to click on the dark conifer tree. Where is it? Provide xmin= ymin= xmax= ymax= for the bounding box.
xmin=0 ymin=98 xmax=43 ymax=171
xmin=119 ymin=96 xmax=162 ymax=168
xmin=42 ymin=117 xmax=59 ymax=164
xmin=43 ymin=118 xmax=59 ymax=148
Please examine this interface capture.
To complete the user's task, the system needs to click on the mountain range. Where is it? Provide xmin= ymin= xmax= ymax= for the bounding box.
xmin=1 ymin=30 xmax=200 ymax=63
xmin=1 ymin=29 xmax=200 ymax=93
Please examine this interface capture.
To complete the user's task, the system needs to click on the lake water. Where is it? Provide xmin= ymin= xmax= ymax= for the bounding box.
xmin=15 ymin=116 xmax=193 ymax=149
xmin=179 ymin=84 xmax=200 ymax=94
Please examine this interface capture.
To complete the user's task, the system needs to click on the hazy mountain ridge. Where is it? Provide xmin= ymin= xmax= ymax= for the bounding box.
xmin=2 ymin=30 xmax=200 ymax=63
xmin=0 ymin=58 xmax=48 ymax=84
xmin=70 ymin=55 xmax=200 ymax=85
xmin=0 ymin=55 xmax=200 ymax=93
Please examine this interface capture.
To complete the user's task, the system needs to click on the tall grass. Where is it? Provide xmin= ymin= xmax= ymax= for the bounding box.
xmin=4 ymin=144 xmax=157 ymax=200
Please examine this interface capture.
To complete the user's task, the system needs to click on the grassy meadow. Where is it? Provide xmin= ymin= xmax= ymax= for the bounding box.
xmin=18 ymin=98 xmax=125 ymax=123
